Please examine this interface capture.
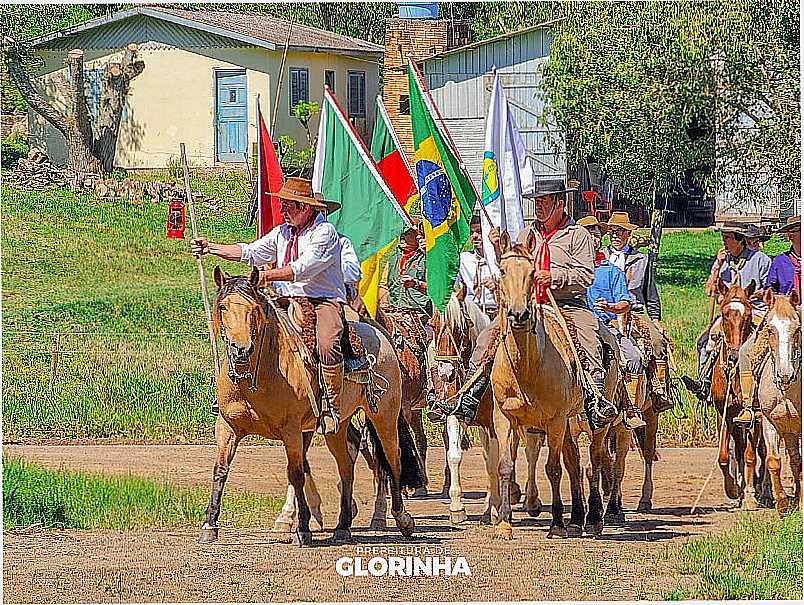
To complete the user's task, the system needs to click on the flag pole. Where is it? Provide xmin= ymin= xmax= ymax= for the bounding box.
xmin=271 ymin=24 xmax=292 ymax=137
xmin=256 ymin=94 xmax=262 ymax=237
xmin=180 ymin=142 xmax=220 ymax=379
xmin=408 ymin=58 xmax=492 ymax=225
xmin=375 ymin=95 xmax=415 ymax=181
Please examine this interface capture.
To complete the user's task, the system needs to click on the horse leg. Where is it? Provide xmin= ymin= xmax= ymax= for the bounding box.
xmin=509 ymin=429 xmax=523 ymax=506
xmin=604 ymin=424 xmax=630 ymax=525
xmin=409 ymin=407 xmax=428 ymax=497
xmin=600 ymin=432 xmax=615 ymax=499
xmin=545 ymin=416 xmax=568 ymax=539
xmin=637 ymin=407 xmax=659 ymax=512
xmin=445 ymin=414 xmax=467 ymax=525
xmin=717 ymin=409 xmax=741 ymax=502
xmin=561 ymin=426 xmax=584 ymax=536
xmin=524 ymin=430 xmax=544 ymax=517
xmin=478 ymin=426 xmax=500 ymax=525
xmin=585 ymin=429 xmax=605 ymax=536
xmin=783 ymin=432 xmax=802 ymax=511
xmin=200 ymin=415 xmax=241 ymax=543
xmin=300 ymin=432 xmax=324 ymax=529
xmin=284 ymin=433 xmax=312 ymax=547
xmin=325 ymin=427 xmax=357 ymax=544
xmin=369 ymin=455 xmax=388 ymax=531
xmin=742 ymin=426 xmax=760 ymax=510
xmin=762 ymin=418 xmax=788 ymax=514
xmin=492 ymin=404 xmax=515 ymax=540
xmin=273 ymin=484 xmax=297 ymax=533
xmin=734 ymin=424 xmax=748 ymax=507
xmin=441 ymin=422 xmax=451 ymax=498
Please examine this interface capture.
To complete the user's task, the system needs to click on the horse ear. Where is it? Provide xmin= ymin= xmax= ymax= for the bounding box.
xmin=525 ymin=229 xmax=539 ymax=255
xmin=249 ymin=266 xmax=260 ymax=287
xmin=789 ymin=288 xmax=800 ymax=308
xmin=214 ymin=266 xmax=224 ymax=289
xmin=500 ymin=230 xmax=512 ymax=254
xmin=764 ymin=287 xmax=775 ymax=308
xmin=745 ymin=279 xmax=757 ymax=297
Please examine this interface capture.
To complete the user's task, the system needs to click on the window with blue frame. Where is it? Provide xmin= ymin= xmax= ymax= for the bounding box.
xmin=348 ymin=70 xmax=366 ymax=118
xmin=289 ymin=67 xmax=309 ymax=114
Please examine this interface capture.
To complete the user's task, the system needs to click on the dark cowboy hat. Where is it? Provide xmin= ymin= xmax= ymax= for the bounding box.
xmin=743 ymin=223 xmax=771 ymax=241
xmin=776 ymin=215 xmax=801 ymax=233
xmin=522 ymin=180 xmax=579 ymax=200
xmin=275 ymin=177 xmax=341 ymax=213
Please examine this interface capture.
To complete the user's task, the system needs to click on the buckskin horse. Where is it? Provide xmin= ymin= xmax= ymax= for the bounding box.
xmin=199 ymin=268 xmax=423 ymax=546
xmin=754 ymin=289 xmax=802 ymax=513
xmin=489 ymin=232 xmax=626 ymax=539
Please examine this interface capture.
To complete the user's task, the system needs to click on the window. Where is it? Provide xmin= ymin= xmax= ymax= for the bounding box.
xmin=289 ymin=67 xmax=309 ymax=114
xmin=324 ymin=70 xmax=336 ymax=93
xmin=348 ymin=70 xmax=366 ymax=118
xmin=79 ymin=67 xmax=128 ymax=123
xmin=398 ymin=94 xmax=410 ymax=116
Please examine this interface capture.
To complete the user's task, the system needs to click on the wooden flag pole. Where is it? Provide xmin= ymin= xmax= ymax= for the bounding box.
xmin=271 ymin=24 xmax=293 ymax=137
xmin=180 ymin=143 xmax=221 ymax=378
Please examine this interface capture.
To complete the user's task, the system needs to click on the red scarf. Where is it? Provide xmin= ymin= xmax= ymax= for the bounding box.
xmin=282 ymin=212 xmax=317 ymax=267
xmin=790 ymin=249 xmax=801 ymax=296
xmin=594 ymin=250 xmax=605 ymax=267
xmin=399 ymin=247 xmax=418 ymax=273
xmin=534 ymin=214 xmax=570 ymax=303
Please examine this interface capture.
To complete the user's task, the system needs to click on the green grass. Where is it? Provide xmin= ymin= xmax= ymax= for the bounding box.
xmin=3 ymin=456 xmax=282 ymax=530
xmin=666 ymin=511 xmax=803 ymax=600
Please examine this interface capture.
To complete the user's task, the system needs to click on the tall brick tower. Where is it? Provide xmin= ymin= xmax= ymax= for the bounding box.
xmin=383 ymin=4 xmax=471 ymax=161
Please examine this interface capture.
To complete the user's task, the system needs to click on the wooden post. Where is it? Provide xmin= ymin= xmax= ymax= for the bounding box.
xmin=180 ymin=143 xmax=221 ymax=378
xmin=271 ymin=24 xmax=293 ymax=136
xmin=50 ymin=331 xmax=60 ymax=383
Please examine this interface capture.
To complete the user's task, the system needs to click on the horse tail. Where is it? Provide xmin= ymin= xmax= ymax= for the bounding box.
xmin=365 ymin=415 xmax=426 ymax=491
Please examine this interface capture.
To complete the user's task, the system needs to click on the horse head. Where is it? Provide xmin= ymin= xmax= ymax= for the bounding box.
xmin=763 ymin=287 xmax=802 ymax=389
xmin=718 ymin=279 xmax=756 ymax=366
xmin=498 ymin=230 xmax=538 ymax=330
xmin=432 ymin=290 xmax=472 ymax=392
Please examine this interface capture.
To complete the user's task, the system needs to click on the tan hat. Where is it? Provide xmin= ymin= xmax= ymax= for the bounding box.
xmin=577 ymin=215 xmax=608 ymax=233
xmin=275 ymin=177 xmax=341 ymax=213
xmin=607 ymin=212 xmax=638 ymax=231
xmin=776 ymin=215 xmax=801 ymax=233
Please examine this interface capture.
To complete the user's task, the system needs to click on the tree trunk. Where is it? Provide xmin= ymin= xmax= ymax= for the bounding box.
xmin=64 ymin=49 xmax=104 ymax=176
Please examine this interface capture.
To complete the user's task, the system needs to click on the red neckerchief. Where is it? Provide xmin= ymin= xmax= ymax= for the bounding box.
xmin=534 ymin=214 xmax=570 ymax=303
xmin=399 ymin=247 xmax=418 ymax=273
xmin=282 ymin=212 xmax=317 ymax=267
xmin=790 ymin=248 xmax=801 ymax=295
xmin=594 ymin=250 xmax=605 ymax=267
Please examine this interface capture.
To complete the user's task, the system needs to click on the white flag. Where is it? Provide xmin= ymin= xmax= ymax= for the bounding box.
xmin=480 ymin=72 xmax=534 ymax=276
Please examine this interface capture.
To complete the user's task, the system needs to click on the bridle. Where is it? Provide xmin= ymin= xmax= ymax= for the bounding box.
xmin=432 ymin=303 xmax=473 ymax=385
xmin=759 ymin=305 xmax=802 ymax=391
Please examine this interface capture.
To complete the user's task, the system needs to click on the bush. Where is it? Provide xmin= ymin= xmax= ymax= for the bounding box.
xmin=1 ymin=132 xmax=28 ymax=169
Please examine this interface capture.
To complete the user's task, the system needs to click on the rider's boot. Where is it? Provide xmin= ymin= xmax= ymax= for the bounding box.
xmin=623 ymin=372 xmax=647 ymax=430
xmin=319 ymin=363 xmax=344 ymax=435
xmin=650 ymin=359 xmax=674 ymax=412
xmin=682 ymin=350 xmax=716 ymax=401
xmin=734 ymin=371 xmax=756 ymax=425
xmin=427 ymin=362 xmax=490 ymax=424
xmin=584 ymin=374 xmax=620 ymax=433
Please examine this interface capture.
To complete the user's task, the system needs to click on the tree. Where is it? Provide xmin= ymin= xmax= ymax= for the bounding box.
xmin=2 ymin=39 xmax=144 ymax=175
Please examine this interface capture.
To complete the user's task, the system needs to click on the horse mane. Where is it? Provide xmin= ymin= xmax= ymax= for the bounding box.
xmin=463 ymin=297 xmax=491 ymax=337
xmin=444 ymin=293 xmax=468 ymax=335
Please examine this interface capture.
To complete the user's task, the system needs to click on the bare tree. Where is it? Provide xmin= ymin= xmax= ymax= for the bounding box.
xmin=2 ymin=38 xmax=144 ymax=175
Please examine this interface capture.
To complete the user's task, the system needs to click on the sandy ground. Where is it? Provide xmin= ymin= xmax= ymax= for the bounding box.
xmin=3 ymin=443 xmax=791 ymax=603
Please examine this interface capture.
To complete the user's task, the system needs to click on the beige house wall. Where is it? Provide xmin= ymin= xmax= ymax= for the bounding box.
xmin=29 ymin=44 xmax=379 ymax=169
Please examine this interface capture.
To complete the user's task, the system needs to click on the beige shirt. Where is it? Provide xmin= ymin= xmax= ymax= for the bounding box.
xmin=518 ymin=221 xmax=595 ymax=304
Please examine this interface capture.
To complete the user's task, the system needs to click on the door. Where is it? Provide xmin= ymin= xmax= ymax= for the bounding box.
xmin=215 ymin=70 xmax=247 ymax=162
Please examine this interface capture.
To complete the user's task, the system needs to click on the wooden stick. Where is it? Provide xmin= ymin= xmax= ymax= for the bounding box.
xmin=180 ymin=143 xmax=220 ymax=378
xmin=271 ymin=24 xmax=293 ymax=137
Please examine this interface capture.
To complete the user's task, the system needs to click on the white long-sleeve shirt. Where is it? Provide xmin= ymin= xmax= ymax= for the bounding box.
xmin=340 ymin=236 xmax=361 ymax=286
xmin=458 ymin=250 xmax=497 ymax=310
xmin=239 ymin=213 xmax=346 ymax=301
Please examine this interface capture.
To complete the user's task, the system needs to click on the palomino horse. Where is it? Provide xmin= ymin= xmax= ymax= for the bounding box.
xmin=491 ymin=232 xmax=626 ymax=539
xmin=709 ymin=279 xmax=762 ymax=507
xmin=755 ymin=289 xmax=802 ymax=513
xmin=430 ymin=289 xmax=542 ymax=525
xmin=200 ymin=268 xmax=422 ymax=546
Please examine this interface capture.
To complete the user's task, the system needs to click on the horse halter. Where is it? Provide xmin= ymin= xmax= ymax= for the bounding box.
xmin=498 ymin=248 xmax=539 ymax=331
xmin=432 ymin=306 xmax=473 ymax=383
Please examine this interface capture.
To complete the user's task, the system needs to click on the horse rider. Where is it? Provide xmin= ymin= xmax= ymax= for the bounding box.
xmin=428 ymin=183 xmax=619 ymax=432
xmin=578 ymin=216 xmax=646 ymax=430
xmin=704 ymin=223 xmax=769 ymax=297
xmin=191 ymin=177 xmax=347 ymax=435
xmin=683 ymin=222 xmax=772 ymax=418
xmin=457 ymin=213 xmax=498 ymax=317
xmin=765 ymin=216 xmax=800 ymax=297
xmin=380 ymin=220 xmax=431 ymax=316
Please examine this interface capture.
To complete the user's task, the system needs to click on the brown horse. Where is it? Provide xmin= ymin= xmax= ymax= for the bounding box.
xmin=756 ymin=289 xmax=802 ymax=513
xmin=490 ymin=232 xmax=625 ymax=539
xmin=200 ymin=268 xmax=422 ymax=546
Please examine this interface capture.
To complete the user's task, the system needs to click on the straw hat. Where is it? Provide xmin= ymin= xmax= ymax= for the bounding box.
xmin=607 ymin=212 xmax=638 ymax=231
xmin=275 ymin=177 xmax=341 ymax=213
xmin=776 ymin=215 xmax=801 ymax=233
xmin=712 ymin=221 xmax=751 ymax=237
xmin=577 ymin=215 xmax=608 ymax=233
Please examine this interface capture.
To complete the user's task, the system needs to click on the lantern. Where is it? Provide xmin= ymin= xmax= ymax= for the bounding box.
xmin=166 ymin=199 xmax=186 ymax=239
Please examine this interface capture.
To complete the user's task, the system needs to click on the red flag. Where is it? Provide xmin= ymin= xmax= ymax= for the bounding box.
xmin=257 ymin=103 xmax=283 ymax=238
xmin=369 ymin=96 xmax=418 ymax=214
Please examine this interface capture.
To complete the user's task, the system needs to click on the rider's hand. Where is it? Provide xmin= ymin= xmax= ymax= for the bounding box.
xmin=257 ymin=265 xmax=272 ymax=288
xmin=488 ymin=227 xmax=501 ymax=248
xmin=481 ymin=277 xmax=497 ymax=292
xmin=535 ymin=270 xmax=552 ymax=287
xmin=715 ymin=247 xmax=728 ymax=264
xmin=191 ymin=238 xmax=209 ymax=256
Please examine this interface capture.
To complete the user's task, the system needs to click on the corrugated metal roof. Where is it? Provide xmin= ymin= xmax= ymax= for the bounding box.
xmin=27 ymin=6 xmax=383 ymax=57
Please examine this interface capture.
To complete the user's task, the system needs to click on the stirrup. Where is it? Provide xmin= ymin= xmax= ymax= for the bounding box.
xmin=734 ymin=407 xmax=755 ymax=425
xmin=624 ymin=412 xmax=647 ymax=430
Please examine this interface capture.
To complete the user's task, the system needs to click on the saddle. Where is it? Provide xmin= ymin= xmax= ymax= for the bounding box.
xmin=376 ymin=306 xmax=430 ymax=402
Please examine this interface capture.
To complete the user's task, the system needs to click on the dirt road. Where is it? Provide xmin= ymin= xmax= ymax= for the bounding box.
xmin=3 ymin=444 xmax=784 ymax=602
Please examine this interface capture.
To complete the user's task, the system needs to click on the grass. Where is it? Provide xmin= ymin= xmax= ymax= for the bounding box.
xmin=666 ymin=511 xmax=803 ymax=600
xmin=1 ymin=175 xmax=793 ymax=444
xmin=3 ymin=456 xmax=282 ymax=530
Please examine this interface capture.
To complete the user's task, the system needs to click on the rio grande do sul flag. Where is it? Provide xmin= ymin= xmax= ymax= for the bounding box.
xmin=311 ymin=87 xmax=410 ymax=318
xmin=369 ymin=96 xmax=418 ymax=215
xmin=407 ymin=60 xmax=475 ymax=312
xmin=481 ymin=72 xmax=533 ymax=276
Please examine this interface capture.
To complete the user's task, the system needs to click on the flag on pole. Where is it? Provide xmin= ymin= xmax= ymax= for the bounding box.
xmin=407 ymin=60 xmax=476 ymax=312
xmin=369 ymin=96 xmax=418 ymax=214
xmin=311 ymin=87 xmax=410 ymax=318
xmin=256 ymin=97 xmax=284 ymax=237
xmin=480 ymin=72 xmax=533 ymax=275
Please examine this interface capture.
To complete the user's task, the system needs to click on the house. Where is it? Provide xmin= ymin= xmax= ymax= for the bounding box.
xmin=25 ymin=6 xmax=383 ymax=168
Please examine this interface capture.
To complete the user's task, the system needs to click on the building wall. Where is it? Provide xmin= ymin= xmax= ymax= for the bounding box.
xmin=28 ymin=31 xmax=378 ymax=168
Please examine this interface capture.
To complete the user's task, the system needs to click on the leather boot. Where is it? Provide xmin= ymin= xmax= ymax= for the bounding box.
xmin=425 ymin=389 xmax=447 ymax=424
xmin=455 ymin=364 xmax=491 ymax=422
xmin=651 ymin=359 xmax=674 ymax=412
xmin=735 ymin=371 xmax=756 ymax=425
xmin=319 ymin=363 xmax=344 ymax=435
xmin=584 ymin=375 xmax=619 ymax=433
xmin=624 ymin=372 xmax=647 ymax=430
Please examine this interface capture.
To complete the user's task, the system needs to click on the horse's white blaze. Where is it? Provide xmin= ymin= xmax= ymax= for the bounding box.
xmin=771 ymin=315 xmax=796 ymax=378
xmin=726 ymin=301 xmax=747 ymax=315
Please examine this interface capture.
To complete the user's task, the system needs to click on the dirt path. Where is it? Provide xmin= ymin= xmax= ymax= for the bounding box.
xmin=3 ymin=444 xmax=784 ymax=602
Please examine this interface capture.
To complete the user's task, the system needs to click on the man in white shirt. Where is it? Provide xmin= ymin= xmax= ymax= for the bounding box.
xmin=458 ymin=214 xmax=497 ymax=316
xmin=191 ymin=177 xmax=346 ymax=434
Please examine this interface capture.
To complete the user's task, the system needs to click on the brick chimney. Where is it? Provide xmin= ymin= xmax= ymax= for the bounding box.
xmin=383 ymin=14 xmax=471 ymax=162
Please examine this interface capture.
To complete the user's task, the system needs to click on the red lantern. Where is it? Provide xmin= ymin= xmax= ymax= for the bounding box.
xmin=166 ymin=199 xmax=186 ymax=239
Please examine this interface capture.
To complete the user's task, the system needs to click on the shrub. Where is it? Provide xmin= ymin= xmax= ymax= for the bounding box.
xmin=1 ymin=132 xmax=29 ymax=169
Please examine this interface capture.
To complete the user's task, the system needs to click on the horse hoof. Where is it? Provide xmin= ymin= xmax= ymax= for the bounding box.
xmin=292 ymin=530 xmax=313 ymax=547
xmin=585 ymin=522 xmax=603 ymax=536
xmin=547 ymin=525 xmax=567 ymax=539
xmin=412 ymin=487 xmax=428 ymax=498
xmin=369 ymin=517 xmax=387 ymax=531
xmin=566 ymin=524 xmax=583 ymax=538
xmin=351 ymin=499 xmax=359 ymax=521
xmin=724 ymin=498 xmax=742 ymax=510
xmin=479 ymin=512 xmax=493 ymax=525
xmin=440 ymin=488 xmax=450 ymax=499
xmin=605 ymin=512 xmax=626 ymax=526
xmin=495 ymin=521 xmax=513 ymax=540
xmin=394 ymin=511 xmax=415 ymax=538
xmin=311 ymin=511 xmax=324 ymax=530
xmin=509 ymin=483 xmax=522 ymax=505
xmin=636 ymin=501 xmax=652 ymax=513
xmin=526 ymin=501 xmax=542 ymax=518
xmin=332 ymin=529 xmax=352 ymax=544
xmin=272 ymin=520 xmax=293 ymax=533
xmin=450 ymin=509 xmax=468 ymax=525
xmin=198 ymin=526 xmax=219 ymax=544
xmin=724 ymin=483 xmax=741 ymax=500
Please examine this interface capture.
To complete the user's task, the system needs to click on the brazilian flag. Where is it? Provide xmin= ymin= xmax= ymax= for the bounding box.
xmin=407 ymin=63 xmax=476 ymax=311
